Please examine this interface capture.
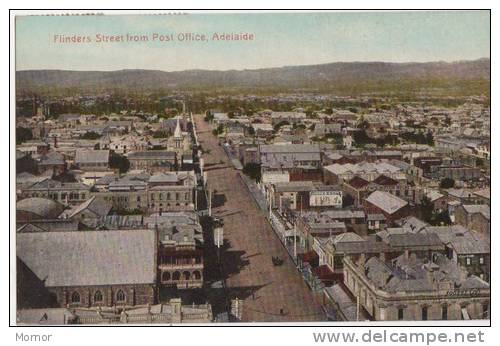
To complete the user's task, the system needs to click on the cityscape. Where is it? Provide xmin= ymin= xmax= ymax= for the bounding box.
xmin=14 ymin=11 xmax=490 ymax=325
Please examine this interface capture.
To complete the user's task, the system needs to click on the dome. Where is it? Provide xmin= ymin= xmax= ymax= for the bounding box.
xmin=17 ymin=197 xmax=65 ymax=220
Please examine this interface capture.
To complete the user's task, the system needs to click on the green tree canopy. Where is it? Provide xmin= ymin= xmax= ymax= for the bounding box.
xmin=109 ymin=152 xmax=130 ymax=174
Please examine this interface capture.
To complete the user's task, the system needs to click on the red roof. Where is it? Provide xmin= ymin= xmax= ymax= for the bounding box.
xmin=313 ymin=265 xmax=336 ymax=282
xmin=297 ymin=251 xmax=319 ymax=263
xmin=347 ymin=176 xmax=370 ymax=189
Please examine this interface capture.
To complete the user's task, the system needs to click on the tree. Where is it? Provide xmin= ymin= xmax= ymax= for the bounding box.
xmin=109 ymin=152 xmax=130 ymax=174
xmin=152 ymin=130 xmax=169 ymax=138
xmin=432 ymin=210 xmax=452 ymax=226
xmin=204 ymin=110 xmax=214 ymax=122
xmin=79 ymin=131 xmax=101 ymax=140
xmin=420 ymin=196 xmax=434 ymax=223
xmin=273 ymin=121 xmax=289 ymax=132
xmin=342 ymin=194 xmax=354 ymax=208
xmin=16 ymin=127 xmax=33 ymax=145
xmin=212 ymin=124 xmax=224 ymax=136
xmin=440 ymin=178 xmax=455 ymax=189
xmin=242 ymin=163 xmax=262 ymax=183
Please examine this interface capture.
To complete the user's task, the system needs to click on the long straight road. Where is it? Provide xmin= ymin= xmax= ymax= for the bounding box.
xmin=195 ymin=114 xmax=325 ymax=322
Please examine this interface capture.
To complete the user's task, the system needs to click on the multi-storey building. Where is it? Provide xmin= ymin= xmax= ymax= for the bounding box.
xmin=343 ymin=253 xmax=489 ymax=321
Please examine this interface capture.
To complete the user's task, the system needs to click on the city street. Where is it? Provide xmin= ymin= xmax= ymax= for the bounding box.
xmin=195 ymin=114 xmax=325 ymax=322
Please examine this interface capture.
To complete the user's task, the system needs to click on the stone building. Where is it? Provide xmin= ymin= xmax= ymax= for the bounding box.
xmin=323 ymin=161 xmax=405 ymax=185
xmin=157 ymin=225 xmax=204 ymax=289
xmin=259 ymin=144 xmax=322 ymax=174
xmin=454 ymin=204 xmax=490 ymax=234
xmin=343 ymin=174 xmax=414 ymax=208
xmin=20 ymin=179 xmax=91 ymax=206
xmin=146 ymin=212 xmax=204 ymax=290
xmin=37 ymin=151 xmax=66 ymax=176
xmin=127 ymin=151 xmax=177 ymax=173
xmin=17 ymin=299 xmax=213 ymax=325
xmin=343 ymin=253 xmax=490 ymax=321
xmin=363 ymin=190 xmax=410 ymax=225
xmin=91 ymin=171 xmax=197 ymax=214
xmin=74 ymin=150 xmax=110 ymax=171
xmin=17 ymin=229 xmax=158 ymax=309
xmin=147 ymin=171 xmax=197 ymax=214
xmin=423 ymin=225 xmax=490 ymax=283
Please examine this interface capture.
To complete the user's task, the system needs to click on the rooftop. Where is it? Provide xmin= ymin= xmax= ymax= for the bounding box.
xmin=365 ymin=191 xmax=408 ymax=214
xmin=17 ymin=229 xmax=157 ymax=287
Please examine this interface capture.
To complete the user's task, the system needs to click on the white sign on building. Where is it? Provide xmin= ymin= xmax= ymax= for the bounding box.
xmin=309 ymin=190 xmax=343 ymax=207
xmin=262 ymin=171 xmax=290 ymax=184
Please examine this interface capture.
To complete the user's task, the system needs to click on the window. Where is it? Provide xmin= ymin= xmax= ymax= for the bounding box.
xmin=442 ymin=305 xmax=448 ymax=320
xmin=479 ymin=257 xmax=484 ymax=265
xmin=161 ymin=271 xmax=171 ymax=282
xmin=483 ymin=303 xmax=489 ymax=318
xmin=422 ymin=306 xmax=428 ymax=321
xmin=71 ymin=291 xmax=81 ymax=303
xmin=116 ymin=290 xmax=126 ymax=302
xmin=466 ymin=258 xmax=471 ymax=266
xmin=172 ymin=271 xmax=181 ymax=281
xmin=398 ymin=308 xmax=404 ymax=320
xmin=94 ymin=291 xmax=103 ymax=302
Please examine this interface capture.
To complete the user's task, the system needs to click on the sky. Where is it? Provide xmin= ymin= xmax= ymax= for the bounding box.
xmin=15 ymin=11 xmax=490 ymax=71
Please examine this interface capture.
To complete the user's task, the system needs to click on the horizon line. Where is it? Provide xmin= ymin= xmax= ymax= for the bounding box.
xmin=16 ymin=57 xmax=490 ymax=74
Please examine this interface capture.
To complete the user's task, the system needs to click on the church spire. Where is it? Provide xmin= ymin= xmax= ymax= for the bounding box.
xmin=174 ymin=116 xmax=182 ymax=139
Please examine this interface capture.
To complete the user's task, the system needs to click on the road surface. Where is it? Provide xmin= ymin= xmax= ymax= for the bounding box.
xmin=195 ymin=114 xmax=325 ymax=322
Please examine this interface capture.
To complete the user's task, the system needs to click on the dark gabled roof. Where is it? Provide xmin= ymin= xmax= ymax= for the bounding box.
xmin=373 ymin=174 xmax=399 ymax=186
xmin=334 ymin=240 xmax=391 ymax=254
xmin=346 ymin=176 xmax=369 ymax=189
xmin=387 ymin=233 xmax=443 ymax=248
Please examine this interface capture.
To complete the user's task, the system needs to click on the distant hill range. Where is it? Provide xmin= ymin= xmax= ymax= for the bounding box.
xmin=16 ymin=58 xmax=490 ymax=93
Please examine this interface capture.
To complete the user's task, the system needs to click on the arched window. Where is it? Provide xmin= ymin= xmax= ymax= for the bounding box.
xmin=94 ymin=291 xmax=103 ymax=302
xmin=71 ymin=291 xmax=81 ymax=303
xmin=183 ymin=271 xmax=191 ymax=280
xmin=162 ymin=271 xmax=171 ymax=282
xmin=116 ymin=289 xmax=126 ymax=302
xmin=193 ymin=271 xmax=201 ymax=280
xmin=172 ymin=271 xmax=181 ymax=281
